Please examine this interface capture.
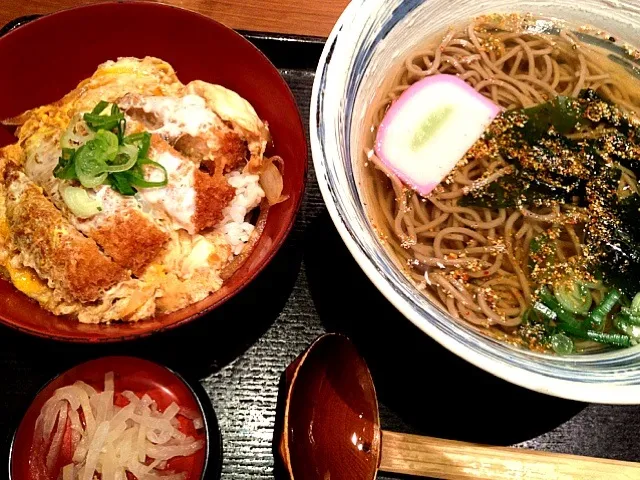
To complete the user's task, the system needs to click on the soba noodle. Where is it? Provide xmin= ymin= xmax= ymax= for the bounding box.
xmin=362 ymin=16 xmax=640 ymax=349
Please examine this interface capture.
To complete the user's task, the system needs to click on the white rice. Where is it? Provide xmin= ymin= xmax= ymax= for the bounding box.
xmin=217 ymin=171 xmax=265 ymax=255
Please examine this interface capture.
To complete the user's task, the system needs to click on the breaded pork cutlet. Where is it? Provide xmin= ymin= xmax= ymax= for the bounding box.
xmin=140 ymin=135 xmax=235 ymax=234
xmin=4 ymin=167 xmax=125 ymax=302
xmin=23 ymin=147 xmax=170 ymax=277
xmin=72 ymin=187 xmax=170 ymax=276
xmin=174 ymin=129 xmax=249 ymax=175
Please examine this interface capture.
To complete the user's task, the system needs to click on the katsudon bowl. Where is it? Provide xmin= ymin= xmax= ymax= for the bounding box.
xmin=0 ymin=2 xmax=307 ymax=342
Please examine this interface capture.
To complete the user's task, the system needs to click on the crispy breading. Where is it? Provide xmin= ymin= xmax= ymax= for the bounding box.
xmin=174 ymin=130 xmax=249 ymax=174
xmin=4 ymin=168 xmax=125 ymax=302
xmin=193 ymin=169 xmax=235 ymax=232
xmin=88 ymin=210 xmax=169 ymax=276
xmin=185 ymin=80 xmax=270 ymax=173
xmin=148 ymin=135 xmax=235 ymax=232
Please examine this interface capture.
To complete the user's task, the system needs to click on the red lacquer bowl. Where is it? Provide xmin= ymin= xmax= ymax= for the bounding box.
xmin=0 ymin=2 xmax=307 ymax=341
xmin=9 ymin=356 xmax=221 ymax=480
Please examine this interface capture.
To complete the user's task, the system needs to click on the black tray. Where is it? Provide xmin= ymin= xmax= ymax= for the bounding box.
xmin=1 ymin=16 xmax=639 ymax=480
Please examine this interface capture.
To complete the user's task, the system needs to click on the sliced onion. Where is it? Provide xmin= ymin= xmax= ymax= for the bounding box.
xmin=259 ymin=156 xmax=288 ymax=205
xmin=61 ymin=186 xmax=103 ymax=219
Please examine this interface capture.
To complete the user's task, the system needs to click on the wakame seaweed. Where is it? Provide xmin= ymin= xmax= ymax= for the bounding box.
xmin=460 ymin=89 xmax=640 ymax=302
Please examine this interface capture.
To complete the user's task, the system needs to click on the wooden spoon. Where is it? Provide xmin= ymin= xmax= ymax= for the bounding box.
xmin=276 ymin=333 xmax=640 ymax=480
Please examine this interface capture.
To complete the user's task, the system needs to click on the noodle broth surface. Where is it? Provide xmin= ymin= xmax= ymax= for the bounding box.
xmin=361 ymin=14 xmax=640 ymax=352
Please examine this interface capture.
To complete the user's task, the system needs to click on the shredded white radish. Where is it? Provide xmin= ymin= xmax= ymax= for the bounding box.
xmin=48 ymin=386 xmax=82 ymax=410
xmin=67 ymin=408 xmax=82 ymax=451
xmin=162 ymin=402 xmax=180 ymax=420
xmin=42 ymin=399 xmax=66 ymax=441
xmin=138 ymin=404 xmax=149 ymax=462
xmin=74 ymin=381 xmax=98 ymax=397
xmin=32 ymin=372 xmax=205 ymax=480
xmin=105 ymin=371 xmax=115 ymax=392
xmin=145 ymin=439 xmax=205 ymax=460
xmin=62 ymin=464 xmax=74 ymax=480
xmin=46 ymin=403 xmax=68 ymax=471
xmin=82 ymin=421 xmax=109 ymax=480
xmin=193 ymin=417 xmax=204 ymax=430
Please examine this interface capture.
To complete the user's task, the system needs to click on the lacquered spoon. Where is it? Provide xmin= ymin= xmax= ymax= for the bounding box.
xmin=276 ymin=333 xmax=640 ymax=480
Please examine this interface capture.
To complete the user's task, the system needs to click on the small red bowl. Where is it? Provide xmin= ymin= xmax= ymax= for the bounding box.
xmin=0 ymin=2 xmax=307 ymax=341
xmin=9 ymin=356 xmax=221 ymax=480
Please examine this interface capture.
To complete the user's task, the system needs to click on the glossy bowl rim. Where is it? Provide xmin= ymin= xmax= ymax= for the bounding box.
xmin=310 ymin=0 xmax=640 ymax=404
xmin=7 ymin=355 xmax=223 ymax=480
xmin=0 ymin=0 xmax=308 ymax=343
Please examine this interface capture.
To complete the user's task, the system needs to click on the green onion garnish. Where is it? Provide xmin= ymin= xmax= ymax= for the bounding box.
xmin=554 ymin=281 xmax=592 ymax=316
xmin=550 ymin=333 xmax=574 ymax=355
xmin=123 ymin=132 xmax=151 ymax=159
xmin=586 ymin=289 xmax=620 ymax=330
xmin=53 ymin=100 xmax=169 ymax=210
xmin=106 ymin=144 xmax=139 ymax=173
xmin=61 ymin=186 xmax=103 ymax=218
xmin=83 ymin=103 xmax=125 ymax=132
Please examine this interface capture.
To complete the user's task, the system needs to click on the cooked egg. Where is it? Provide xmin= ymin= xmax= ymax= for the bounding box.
xmin=0 ymin=56 xmax=276 ymax=324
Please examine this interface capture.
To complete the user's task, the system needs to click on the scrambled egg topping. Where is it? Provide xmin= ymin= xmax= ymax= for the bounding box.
xmin=0 ymin=57 xmax=272 ymax=323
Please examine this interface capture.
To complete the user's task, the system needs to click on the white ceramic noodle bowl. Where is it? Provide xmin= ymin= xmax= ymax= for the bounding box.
xmin=311 ymin=0 xmax=640 ymax=403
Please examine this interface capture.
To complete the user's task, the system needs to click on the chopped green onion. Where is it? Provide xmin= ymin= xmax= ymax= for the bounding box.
xmin=91 ymin=100 xmax=110 ymax=115
xmin=106 ymin=144 xmax=138 ymax=173
xmin=631 ymin=292 xmax=640 ymax=315
xmin=117 ymin=118 xmax=126 ymax=144
xmin=123 ymin=132 xmax=151 ymax=159
xmin=56 ymin=101 xmax=169 ymax=197
xmin=127 ymin=158 xmax=168 ymax=188
xmin=585 ymin=331 xmax=631 ymax=348
xmin=74 ymin=143 xmax=109 ymax=188
xmin=532 ymin=301 xmax=557 ymax=322
xmin=554 ymin=280 xmax=592 ymax=315
xmin=94 ymin=130 xmax=119 ymax=162
xmin=109 ymin=172 xmax=136 ymax=196
xmin=538 ymin=286 xmax=581 ymax=326
xmin=83 ymin=103 xmax=125 ymax=132
xmin=61 ymin=185 xmax=102 ymax=218
xmin=53 ymin=148 xmax=78 ymax=180
xmin=550 ymin=333 xmax=574 ymax=355
xmin=586 ymin=288 xmax=621 ymax=330
xmin=614 ymin=315 xmax=640 ymax=343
